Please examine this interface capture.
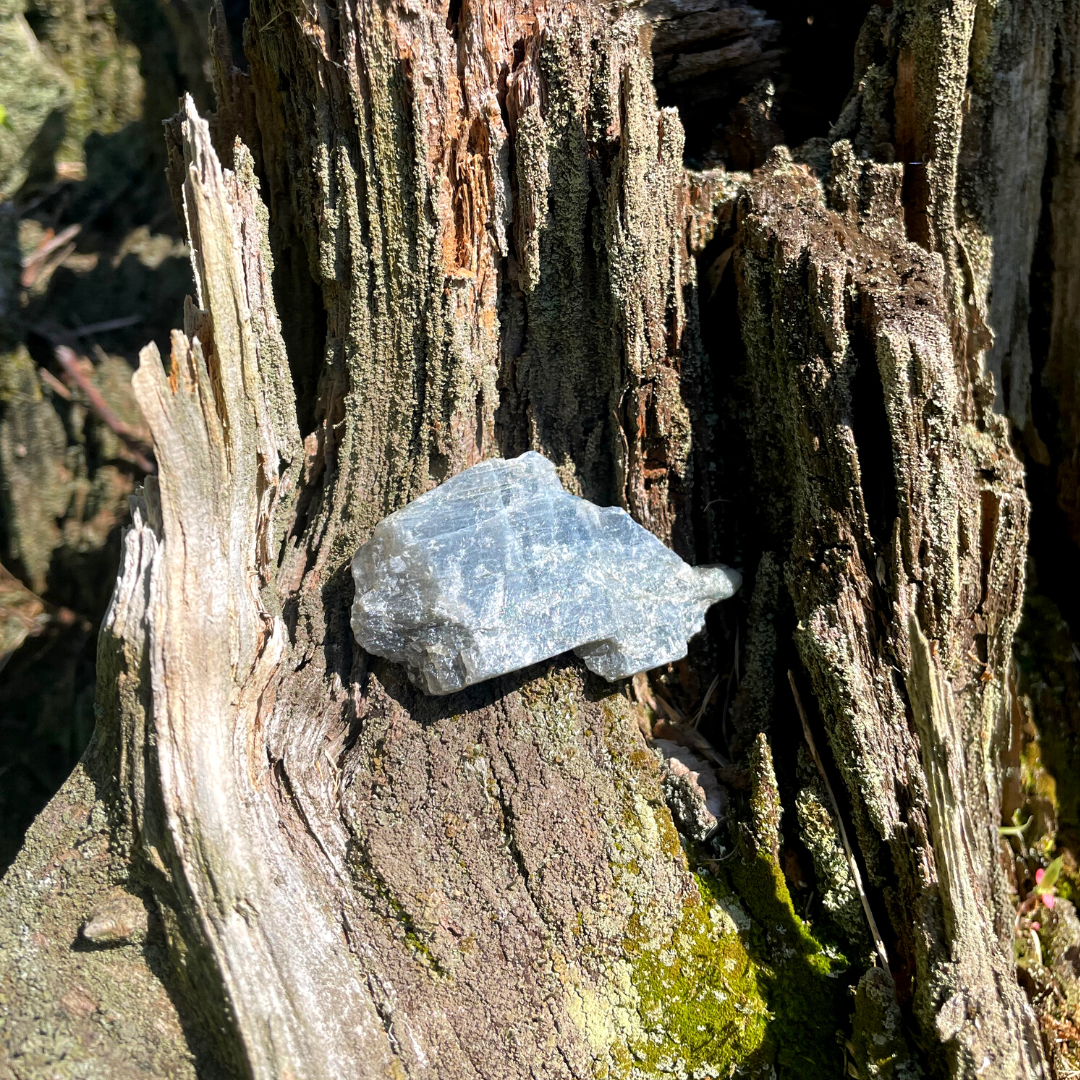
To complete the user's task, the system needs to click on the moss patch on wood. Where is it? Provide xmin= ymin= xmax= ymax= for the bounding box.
xmin=619 ymin=871 xmax=768 ymax=1079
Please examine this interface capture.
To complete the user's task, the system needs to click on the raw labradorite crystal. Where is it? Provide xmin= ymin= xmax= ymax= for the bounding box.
xmin=350 ymin=451 xmax=741 ymax=695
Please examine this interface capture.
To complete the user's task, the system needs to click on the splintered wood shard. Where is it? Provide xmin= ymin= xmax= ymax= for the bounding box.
xmin=122 ymin=97 xmax=394 ymax=1079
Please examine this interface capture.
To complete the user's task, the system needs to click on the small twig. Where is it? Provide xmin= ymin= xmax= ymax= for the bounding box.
xmin=691 ymin=671 xmax=722 ymax=728
xmin=20 ymin=224 xmax=82 ymax=287
xmin=261 ymin=3 xmax=294 ymax=32
xmin=16 ymin=178 xmax=77 ymax=216
xmin=67 ymin=315 xmax=143 ymax=338
xmin=21 ymin=223 xmax=81 ymax=268
xmin=38 ymin=366 xmax=72 ymax=400
xmin=720 ymin=622 xmax=740 ymax=742
xmin=31 ymin=315 xmax=143 ymax=346
xmin=53 ymin=346 xmax=155 ymax=473
xmin=55 ymin=347 xmax=130 ymax=432
xmin=702 ymin=497 xmax=733 ymax=512
xmin=650 ymin=686 xmax=687 ymax=726
xmin=1028 ymin=927 xmax=1043 ymax=968
xmin=653 ymin=716 xmax=726 ymax=767
xmin=788 ymin=669 xmax=891 ymax=973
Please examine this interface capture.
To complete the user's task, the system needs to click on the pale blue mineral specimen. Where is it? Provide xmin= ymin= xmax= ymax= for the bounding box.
xmin=350 ymin=451 xmax=741 ymax=694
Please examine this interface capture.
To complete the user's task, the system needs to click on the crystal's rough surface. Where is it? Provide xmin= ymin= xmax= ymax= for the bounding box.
xmin=351 ymin=452 xmax=741 ymax=694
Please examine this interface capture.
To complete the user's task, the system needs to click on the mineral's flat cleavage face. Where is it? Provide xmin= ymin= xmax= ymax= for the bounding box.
xmin=350 ymin=452 xmax=741 ymax=694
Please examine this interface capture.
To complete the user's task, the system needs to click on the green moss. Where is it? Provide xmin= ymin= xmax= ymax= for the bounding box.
xmin=594 ymin=713 xmax=845 ymax=1078
xmin=612 ymin=858 xmax=846 ymax=1080
xmin=623 ymin=870 xmax=769 ymax=1078
xmin=727 ymin=852 xmax=847 ymax=1078
xmin=723 ymin=734 xmax=848 ymax=1078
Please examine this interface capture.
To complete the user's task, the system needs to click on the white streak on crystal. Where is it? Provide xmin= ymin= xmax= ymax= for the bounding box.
xmin=350 ymin=452 xmax=741 ymax=694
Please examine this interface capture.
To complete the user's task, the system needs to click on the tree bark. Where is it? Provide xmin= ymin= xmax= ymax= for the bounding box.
xmin=2 ymin=1 xmax=1076 ymax=1077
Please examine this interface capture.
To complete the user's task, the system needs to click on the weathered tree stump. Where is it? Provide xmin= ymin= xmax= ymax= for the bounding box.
xmin=4 ymin=1 xmax=1079 ymax=1077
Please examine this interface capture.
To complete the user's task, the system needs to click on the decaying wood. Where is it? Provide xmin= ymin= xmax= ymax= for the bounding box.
xmin=646 ymin=0 xmax=781 ymax=125
xmin=734 ymin=142 xmax=1042 ymax=1075
xmin=4 ymin=0 xmax=1080 ymax=1076
xmin=93 ymin=88 xmax=743 ymax=1080
xmin=242 ymin=0 xmax=710 ymax=556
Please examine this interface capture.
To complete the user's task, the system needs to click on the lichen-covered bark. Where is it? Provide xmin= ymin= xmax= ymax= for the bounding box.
xmin=832 ymin=0 xmax=1060 ymax=428
xmin=3 ymin=0 xmax=1078 ymax=1076
xmin=241 ymin=0 xmax=704 ymax=556
xmin=735 ymin=146 xmax=1040 ymax=1075
xmin=26 ymin=87 xmax=775 ymax=1079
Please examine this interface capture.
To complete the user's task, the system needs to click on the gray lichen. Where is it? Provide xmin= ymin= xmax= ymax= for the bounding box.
xmin=652 ymin=740 xmax=727 ymax=841
xmin=851 ymin=967 xmax=921 ymax=1080
xmin=794 ymin=770 xmax=869 ymax=955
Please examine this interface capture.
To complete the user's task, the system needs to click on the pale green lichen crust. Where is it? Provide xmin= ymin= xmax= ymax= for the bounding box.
xmin=579 ymin=700 xmax=848 ymax=1080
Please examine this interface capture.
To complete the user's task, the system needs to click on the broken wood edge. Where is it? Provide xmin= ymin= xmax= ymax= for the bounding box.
xmin=108 ymin=99 xmax=397 ymax=1079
